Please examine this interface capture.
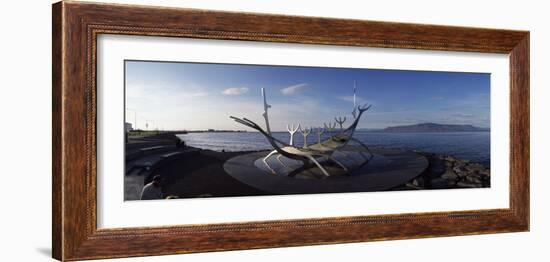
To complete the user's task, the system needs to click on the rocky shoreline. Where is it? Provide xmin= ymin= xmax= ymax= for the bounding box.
xmin=392 ymin=152 xmax=490 ymax=191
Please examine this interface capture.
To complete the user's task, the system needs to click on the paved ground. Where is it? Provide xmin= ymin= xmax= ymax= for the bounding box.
xmin=157 ymin=150 xmax=269 ymax=199
xmin=124 ymin=139 xmax=177 ymax=201
xmin=223 ymin=148 xmax=428 ymax=195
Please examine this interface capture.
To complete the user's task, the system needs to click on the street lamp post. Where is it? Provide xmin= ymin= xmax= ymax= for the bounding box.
xmin=142 ymin=118 xmax=155 ymax=131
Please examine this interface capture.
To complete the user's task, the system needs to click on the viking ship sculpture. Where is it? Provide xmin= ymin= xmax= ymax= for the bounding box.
xmin=230 ymin=82 xmax=373 ymax=176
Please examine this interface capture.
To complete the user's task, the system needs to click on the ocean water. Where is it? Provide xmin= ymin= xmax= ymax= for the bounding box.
xmin=177 ymin=131 xmax=490 ymax=165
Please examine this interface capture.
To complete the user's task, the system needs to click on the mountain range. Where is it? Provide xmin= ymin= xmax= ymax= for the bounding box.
xmin=359 ymin=123 xmax=490 ymax=132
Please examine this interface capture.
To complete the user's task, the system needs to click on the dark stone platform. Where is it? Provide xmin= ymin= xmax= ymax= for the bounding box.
xmin=223 ymin=148 xmax=429 ymax=195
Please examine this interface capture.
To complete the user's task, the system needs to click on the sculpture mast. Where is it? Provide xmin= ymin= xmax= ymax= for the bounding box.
xmin=352 ymin=80 xmax=358 ymax=119
xmin=261 ymin=88 xmax=272 ymax=135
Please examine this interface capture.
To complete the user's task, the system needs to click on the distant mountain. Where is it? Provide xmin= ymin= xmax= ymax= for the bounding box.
xmin=382 ymin=123 xmax=489 ymax=132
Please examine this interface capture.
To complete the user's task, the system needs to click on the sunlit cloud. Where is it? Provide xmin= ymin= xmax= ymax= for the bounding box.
xmin=222 ymin=87 xmax=249 ymax=95
xmin=281 ymin=83 xmax=308 ymax=95
xmin=187 ymin=92 xmax=209 ymax=97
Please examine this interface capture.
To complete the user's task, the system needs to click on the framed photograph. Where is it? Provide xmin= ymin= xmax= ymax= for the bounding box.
xmin=52 ymin=1 xmax=529 ymax=261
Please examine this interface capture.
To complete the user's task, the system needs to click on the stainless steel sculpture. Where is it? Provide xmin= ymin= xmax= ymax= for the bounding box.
xmin=335 ymin=116 xmax=346 ymax=130
xmin=324 ymin=122 xmax=336 ymax=139
xmin=299 ymin=126 xmax=312 ymax=148
xmin=230 ymin=83 xmax=373 ymax=177
xmin=286 ymin=124 xmax=300 ymax=146
xmin=262 ymin=88 xmax=272 ymax=135
xmin=315 ymin=126 xmax=325 ymax=144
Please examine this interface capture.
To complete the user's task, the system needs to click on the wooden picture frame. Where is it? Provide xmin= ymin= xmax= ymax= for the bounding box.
xmin=52 ymin=1 xmax=529 ymax=261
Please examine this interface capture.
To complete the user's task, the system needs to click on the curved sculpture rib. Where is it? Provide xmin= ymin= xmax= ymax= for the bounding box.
xmin=230 ymin=116 xmax=334 ymax=176
xmin=304 ymin=155 xmax=330 ymax=177
xmin=230 ymin=116 xmax=296 ymax=174
xmin=314 ymin=103 xmax=371 ymax=151
xmin=262 ymin=150 xmax=278 ymax=174
xmin=327 ymin=155 xmax=348 ymax=171
xmin=230 ymin=84 xmax=373 ymax=177
xmin=350 ymin=137 xmax=374 ymax=159
xmin=230 ymin=117 xmax=303 ymax=160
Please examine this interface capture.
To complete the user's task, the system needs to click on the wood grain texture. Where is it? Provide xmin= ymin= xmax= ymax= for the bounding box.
xmin=52 ymin=1 xmax=530 ymax=261
xmin=509 ymin=35 xmax=530 ymax=226
xmin=52 ymin=2 xmax=63 ymax=260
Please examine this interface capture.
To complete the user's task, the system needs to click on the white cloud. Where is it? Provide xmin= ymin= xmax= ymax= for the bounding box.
xmin=281 ymin=83 xmax=308 ymax=95
xmin=187 ymin=92 xmax=209 ymax=97
xmin=222 ymin=87 xmax=249 ymax=95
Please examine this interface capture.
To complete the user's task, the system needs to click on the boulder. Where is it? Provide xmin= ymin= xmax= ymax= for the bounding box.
xmin=452 ymin=166 xmax=463 ymax=174
xmin=412 ymin=177 xmax=425 ymax=188
xmin=441 ymin=170 xmax=458 ymax=181
xmin=465 ymin=174 xmax=483 ymax=184
xmin=479 ymin=170 xmax=491 ymax=176
xmin=444 ymin=156 xmax=456 ymax=162
xmin=465 ymin=163 xmax=485 ymax=173
xmin=456 ymin=171 xmax=469 ymax=178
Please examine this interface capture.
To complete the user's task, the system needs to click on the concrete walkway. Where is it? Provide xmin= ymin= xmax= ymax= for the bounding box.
xmin=124 ymin=148 xmax=199 ymax=201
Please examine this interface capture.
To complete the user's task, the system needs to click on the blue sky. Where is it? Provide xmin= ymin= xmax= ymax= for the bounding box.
xmin=125 ymin=60 xmax=490 ymax=131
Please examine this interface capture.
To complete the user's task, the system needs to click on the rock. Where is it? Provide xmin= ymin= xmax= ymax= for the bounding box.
xmin=479 ymin=170 xmax=491 ymax=176
xmin=456 ymin=171 xmax=469 ymax=178
xmin=445 ymin=156 xmax=456 ymax=162
xmin=454 ymin=162 xmax=466 ymax=169
xmin=452 ymin=166 xmax=463 ymax=173
xmin=412 ymin=177 xmax=425 ymax=187
xmin=465 ymin=174 xmax=483 ymax=184
xmin=465 ymin=163 xmax=485 ymax=173
xmin=411 ymin=152 xmax=489 ymax=189
xmin=430 ymin=178 xmax=457 ymax=189
xmin=441 ymin=170 xmax=458 ymax=181
xmin=456 ymin=181 xmax=482 ymax=188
